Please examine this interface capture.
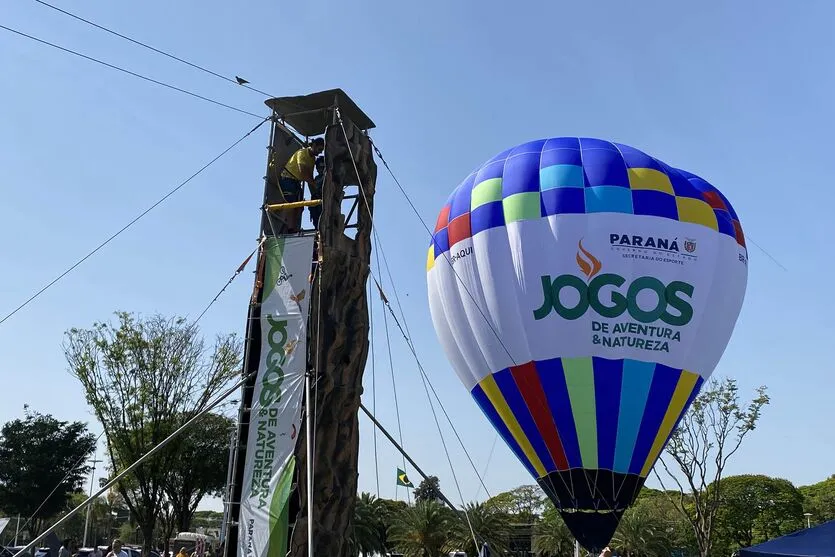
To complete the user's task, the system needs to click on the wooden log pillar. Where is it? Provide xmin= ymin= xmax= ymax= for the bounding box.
xmin=290 ymin=114 xmax=376 ymax=557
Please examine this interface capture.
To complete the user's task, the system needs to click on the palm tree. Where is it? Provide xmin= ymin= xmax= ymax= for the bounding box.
xmin=450 ymin=502 xmax=511 ymax=557
xmin=610 ymin=505 xmax=671 ymax=557
xmin=350 ymin=492 xmax=387 ymax=557
xmin=533 ymin=503 xmax=574 ymax=557
xmin=388 ymin=500 xmax=455 ymax=557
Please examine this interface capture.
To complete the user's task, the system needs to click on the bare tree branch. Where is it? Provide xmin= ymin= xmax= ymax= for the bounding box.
xmin=654 ymin=378 xmax=769 ymax=557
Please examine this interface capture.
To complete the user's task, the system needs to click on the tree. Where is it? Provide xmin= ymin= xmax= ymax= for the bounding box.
xmin=57 ymin=493 xmax=112 ymax=547
xmin=64 ymin=312 xmax=240 ymax=555
xmin=632 ymin=488 xmax=695 ymax=554
xmin=611 ymin=498 xmax=673 ymax=557
xmin=485 ymin=485 xmax=546 ymax=522
xmin=349 ymin=493 xmax=386 ymax=557
xmin=713 ymin=475 xmax=803 ymax=551
xmin=191 ymin=510 xmax=224 ymax=529
xmin=800 ymin=475 xmax=835 ymax=525
xmin=532 ymin=502 xmax=573 ymax=557
xmin=164 ymin=412 xmax=234 ymax=532
xmin=449 ymin=502 xmax=510 ymax=557
xmin=655 ymin=378 xmax=770 ymax=557
xmin=158 ymin=499 xmax=178 ymax=557
xmin=388 ymin=500 xmax=454 ymax=557
xmin=415 ymin=476 xmax=443 ymax=503
xmin=377 ymin=498 xmax=409 ymax=549
xmin=0 ymin=408 xmax=97 ymax=534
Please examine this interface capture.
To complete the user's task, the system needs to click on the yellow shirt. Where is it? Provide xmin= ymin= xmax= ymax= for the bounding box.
xmin=283 ymin=147 xmax=315 ymax=183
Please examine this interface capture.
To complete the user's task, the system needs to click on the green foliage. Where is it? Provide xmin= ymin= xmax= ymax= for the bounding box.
xmin=484 ymin=485 xmax=545 ymax=523
xmin=449 ymin=502 xmax=510 ymax=557
xmin=377 ymin=498 xmax=409 ymax=548
xmin=118 ymin=522 xmax=138 ymax=545
xmin=0 ymin=408 xmax=96 ymax=525
xmin=657 ymin=378 xmax=770 ymax=557
xmin=800 ymin=475 xmax=835 ymax=525
xmin=55 ymin=493 xmax=113 ymax=546
xmin=712 ymin=475 xmax=804 ymax=552
xmin=191 ymin=510 xmax=224 ymax=529
xmin=349 ymin=493 xmax=387 ymax=557
xmin=414 ymin=476 xmax=443 ymax=504
xmin=612 ymin=497 xmax=674 ymax=557
xmin=387 ymin=500 xmax=455 ymax=557
xmin=532 ymin=501 xmax=573 ymax=557
xmin=633 ymin=488 xmax=696 ymax=554
xmin=164 ymin=412 xmax=234 ymax=532
xmin=354 ymin=473 xmax=829 ymax=557
xmin=64 ymin=311 xmax=241 ymax=553
xmin=350 ymin=495 xmax=511 ymax=557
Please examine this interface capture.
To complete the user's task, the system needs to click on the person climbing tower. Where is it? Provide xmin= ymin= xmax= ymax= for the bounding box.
xmin=279 ymin=138 xmax=324 ymax=232
xmin=264 ymin=137 xmax=324 ymax=235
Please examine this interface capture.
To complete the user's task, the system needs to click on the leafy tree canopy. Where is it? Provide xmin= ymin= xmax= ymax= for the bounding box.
xmin=0 ymin=408 xmax=96 ymax=522
xmin=164 ymin=412 xmax=234 ymax=532
xmin=414 ymin=476 xmax=443 ymax=503
xmin=64 ymin=311 xmax=240 ymax=554
xmin=484 ymin=485 xmax=545 ymax=522
xmin=800 ymin=475 xmax=835 ymax=525
xmin=713 ymin=474 xmax=804 ymax=551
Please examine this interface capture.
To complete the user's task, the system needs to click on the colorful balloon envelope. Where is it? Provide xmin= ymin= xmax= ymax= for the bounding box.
xmin=426 ymin=137 xmax=747 ymax=551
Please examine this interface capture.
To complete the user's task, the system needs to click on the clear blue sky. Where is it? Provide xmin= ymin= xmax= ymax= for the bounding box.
xmin=2 ymin=0 xmax=832 ymax=514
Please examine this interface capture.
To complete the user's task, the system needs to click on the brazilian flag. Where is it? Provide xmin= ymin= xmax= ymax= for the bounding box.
xmin=396 ymin=468 xmax=414 ymax=488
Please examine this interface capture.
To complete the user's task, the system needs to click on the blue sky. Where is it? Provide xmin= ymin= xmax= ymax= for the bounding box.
xmin=2 ymin=0 xmax=832 ymax=515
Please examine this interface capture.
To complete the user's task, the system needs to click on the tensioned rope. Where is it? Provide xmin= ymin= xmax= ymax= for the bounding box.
xmin=18 ymin=241 xmax=261 ymax=549
xmin=31 ymin=0 xmax=275 ymax=98
xmin=368 ymin=277 xmax=381 ymax=497
xmin=373 ymin=237 xmax=409 ymax=503
xmin=14 ymin=429 xmax=106 ymax=540
xmin=17 ymin=364 xmax=258 ymax=557
xmin=368 ymin=136 xmax=579 ymax=507
xmin=0 ymin=117 xmax=268 ymax=328
xmin=474 ymin=434 xmax=498 ymax=501
xmin=374 ymin=230 xmax=494 ymax=500
xmin=369 ymin=271 xmax=495 ymax=506
xmin=20 ymin=0 xmax=791 ymax=276
xmin=334 ymin=111 xmax=492 ymax=501
xmin=414 ymin=341 xmax=479 ymax=549
xmin=335 ymin=117 xmax=492 ymax=507
xmin=190 ymin=241 xmax=262 ymax=326
xmin=334 ymin=117 xmax=480 ymax=547
xmin=367 ymin=138 xmax=581 ymax=509
xmin=0 ymin=24 xmax=262 ymax=119
xmin=358 ymin=402 xmax=486 ymax=548
xmin=367 ymin=138 xmax=518 ymax=365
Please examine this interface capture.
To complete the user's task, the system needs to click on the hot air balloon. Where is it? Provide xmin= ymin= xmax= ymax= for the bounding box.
xmin=426 ymin=137 xmax=747 ymax=551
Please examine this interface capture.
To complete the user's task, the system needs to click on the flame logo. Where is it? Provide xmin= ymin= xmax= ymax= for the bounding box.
xmin=576 ymin=240 xmax=602 ymax=279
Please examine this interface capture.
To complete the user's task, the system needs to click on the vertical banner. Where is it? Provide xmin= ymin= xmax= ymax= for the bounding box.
xmin=240 ymin=235 xmax=315 ymax=557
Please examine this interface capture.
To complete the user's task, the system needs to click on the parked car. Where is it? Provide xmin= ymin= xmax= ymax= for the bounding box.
xmin=73 ymin=547 xmax=105 ymax=557
xmin=2 ymin=547 xmax=32 ymax=557
xmin=122 ymin=547 xmax=158 ymax=557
